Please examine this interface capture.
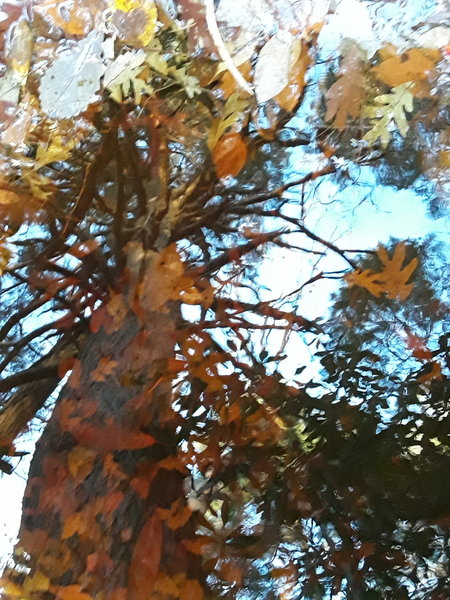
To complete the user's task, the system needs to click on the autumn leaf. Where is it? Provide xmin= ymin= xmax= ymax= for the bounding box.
xmin=67 ymin=446 xmax=96 ymax=481
xmin=56 ymin=585 xmax=94 ymax=600
xmin=274 ymin=39 xmax=311 ymax=113
xmin=212 ymin=133 xmax=248 ymax=179
xmin=372 ymin=47 xmax=440 ymax=97
xmin=128 ymin=514 xmax=163 ymax=599
xmin=35 ymin=0 xmax=95 ymax=36
xmin=345 ymin=243 xmax=418 ymax=301
xmin=363 ymin=82 xmax=414 ymax=148
xmin=207 ymin=93 xmax=250 ymax=150
xmin=180 ymin=580 xmax=204 ymax=600
xmin=325 ymin=46 xmax=365 ymax=130
xmin=157 ymin=499 xmax=193 ymax=530
xmin=376 ymin=243 xmax=418 ymax=300
xmin=113 ymin=0 xmax=158 ymax=47
xmin=69 ymin=423 xmax=156 ymax=453
xmin=90 ymin=356 xmax=119 ymax=382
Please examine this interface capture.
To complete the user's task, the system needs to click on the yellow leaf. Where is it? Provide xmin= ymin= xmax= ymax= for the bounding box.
xmin=62 ymin=512 xmax=87 ymax=539
xmin=67 ymin=446 xmax=96 ymax=480
xmin=153 ymin=574 xmax=180 ymax=597
xmin=212 ymin=133 xmax=247 ymax=179
xmin=113 ymin=0 xmax=158 ymax=46
xmin=180 ymin=580 xmax=204 ymax=600
xmin=56 ymin=585 xmax=94 ymax=600
xmin=376 ymin=242 xmax=418 ymax=300
xmin=24 ymin=571 xmax=50 ymax=593
xmin=345 ymin=243 xmax=418 ymax=301
xmin=36 ymin=136 xmax=77 ymax=167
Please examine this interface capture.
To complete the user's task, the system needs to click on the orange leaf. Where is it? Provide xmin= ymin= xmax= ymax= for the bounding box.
xmin=372 ymin=47 xmax=440 ymax=97
xmin=90 ymin=356 xmax=119 ymax=382
xmin=67 ymin=359 xmax=82 ymax=389
xmin=213 ymin=133 xmax=247 ymax=179
xmin=56 ymin=585 xmax=94 ymax=600
xmin=128 ymin=514 xmax=163 ymax=600
xmin=70 ymin=423 xmax=156 ymax=453
xmin=156 ymin=499 xmax=192 ymax=530
xmin=58 ymin=356 xmax=77 ymax=379
xmin=67 ymin=239 xmax=99 ymax=258
xmin=182 ymin=536 xmax=214 ymax=555
xmin=180 ymin=580 xmax=204 ymax=600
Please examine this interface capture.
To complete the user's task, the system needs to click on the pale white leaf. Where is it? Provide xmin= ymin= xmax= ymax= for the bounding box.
xmin=39 ymin=31 xmax=106 ymax=119
xmin=254 ymin=31 xmax=293 ymax=103
xmin=103 ymin=50 xmax=146 ymax=90
xmin=0 ymin=69 xmax=22 ymax=105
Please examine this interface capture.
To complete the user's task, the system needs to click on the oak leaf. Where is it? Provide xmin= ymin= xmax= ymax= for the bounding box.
xmin=325 ymin=46 xmax=365 ymax=130
xmin=376 ymin=243 xmax=418 ymax=300
xmin=363 ymin=82 xmax=414 ymax=148
xmin=345 ymin=243 xmax=418 ymax=301
xmin=90 ymin=356 xmax=119 ymax=382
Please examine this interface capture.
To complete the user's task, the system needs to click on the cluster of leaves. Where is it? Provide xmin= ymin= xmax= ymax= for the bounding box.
xmin=0 ymin=1 xmax=448 ymax=600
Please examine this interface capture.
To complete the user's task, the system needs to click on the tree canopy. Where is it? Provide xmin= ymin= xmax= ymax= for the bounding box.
xmin=0 ymin=1 xmax=449 ymax=599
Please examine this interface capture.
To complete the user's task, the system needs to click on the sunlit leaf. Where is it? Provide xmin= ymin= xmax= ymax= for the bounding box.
xmin=39 ymin=30 xmax=106 ymax=119
xmin=254 ymin=31 xmax=295 ymax=103
xmin=363 ymin=82 xmax=414 ymax=148
xmin=212 ymin=133 xmax=247 ymax=179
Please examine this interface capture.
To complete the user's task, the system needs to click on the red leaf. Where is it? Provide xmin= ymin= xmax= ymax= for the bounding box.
xmin=128 ymin=513 xmax=163 ymax=600
xmin=69 ymin=423 xmax=156 ymax=453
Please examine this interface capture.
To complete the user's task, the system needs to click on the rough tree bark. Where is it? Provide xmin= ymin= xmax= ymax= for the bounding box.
xmin=6 ymin=298 xmax=205 ymax=600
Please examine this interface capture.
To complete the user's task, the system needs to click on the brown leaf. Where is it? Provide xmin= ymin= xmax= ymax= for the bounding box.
xmin=325 ymin=47 xmax=365 ymax=130
xmin=212 ymin=133 xmax=248 ymax=179
xmin=128 ymin=513 xmax=163 ymax=600
xmin=69 ymin=423 xmax=156 ymax=453
xmin=180 ymin=580 xmax=204 ymax=600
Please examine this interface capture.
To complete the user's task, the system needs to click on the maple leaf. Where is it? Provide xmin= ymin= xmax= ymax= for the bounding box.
xmin=345 ymin=243 xmax=418 ymax=301
xmin=363 ymin=82 xmax=414 ymax=148
xmin=325 ymin=46 xmax=365 ymax=130
xmin=376 ymin=243 xmax=418 ymax=300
